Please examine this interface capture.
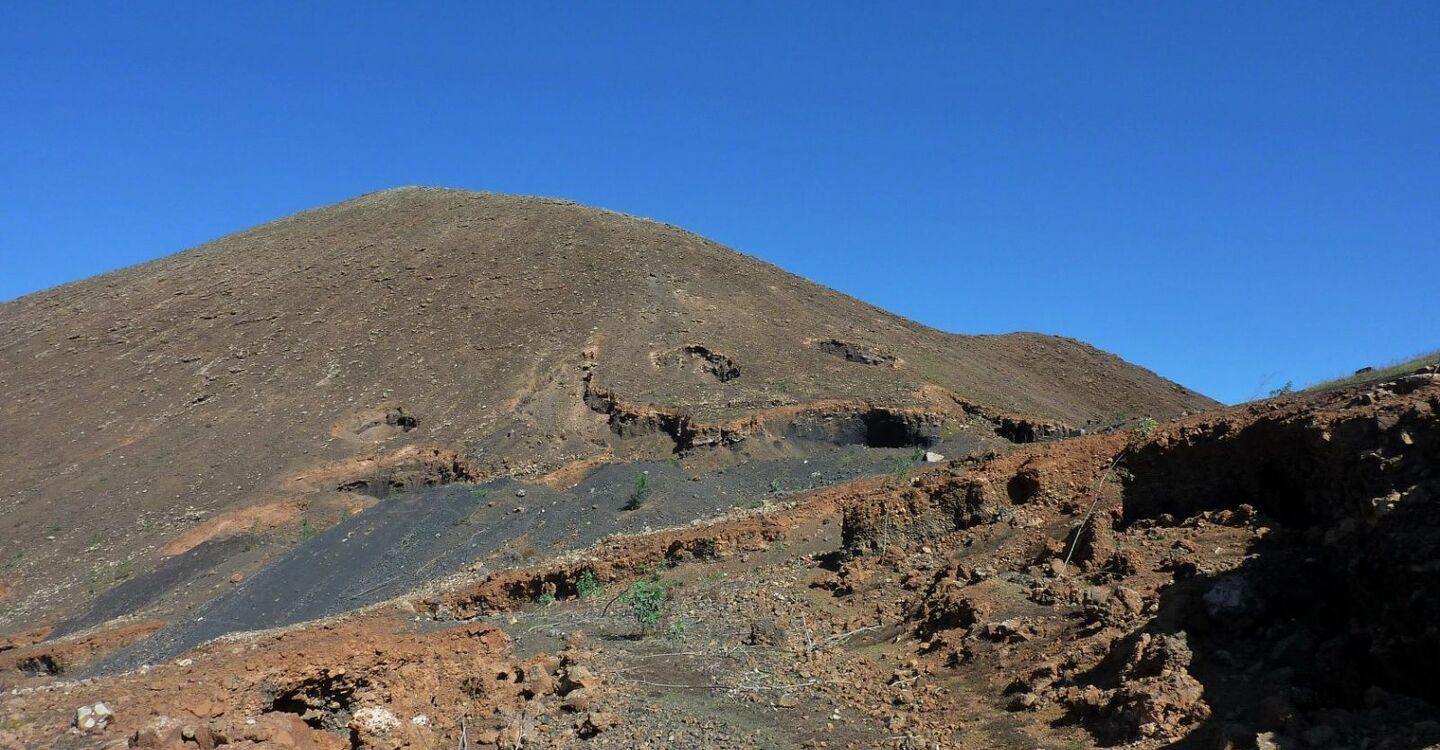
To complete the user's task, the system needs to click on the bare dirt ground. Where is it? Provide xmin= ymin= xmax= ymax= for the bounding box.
xmin=4 ymin=366 xmax=1436 ymax=749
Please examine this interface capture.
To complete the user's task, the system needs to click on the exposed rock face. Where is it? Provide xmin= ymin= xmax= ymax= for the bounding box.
xmin=831 ymin=372 xmax=1440 ymax=747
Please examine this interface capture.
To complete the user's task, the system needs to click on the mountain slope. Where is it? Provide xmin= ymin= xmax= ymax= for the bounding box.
xmin=0 ymin=187 xmax=1214 ymax=628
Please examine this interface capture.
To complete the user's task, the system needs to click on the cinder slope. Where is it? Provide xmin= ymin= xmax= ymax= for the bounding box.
xmin=0 ymin=188 xmax=1213 ymax=628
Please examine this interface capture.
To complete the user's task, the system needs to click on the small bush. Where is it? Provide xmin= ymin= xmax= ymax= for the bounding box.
xmin=893 ymin=455 xmax=915 ymax=476
xmin=624 ymin=472 xmax=651 ymax=510
xmin=886 ymin=449 xmax=925 ymax=488
xmin=620 ymin=566 xmax=671 ymax=631
xmin=1128 ymin=418 xmax=1158 ymax=447
xmin=1268 ymin=381 xmax=1295 ymax=397
xmin=576 ymin=570 xmax=601 ymax=599
xmin=536 ymin=591 xmax=557 ymax=607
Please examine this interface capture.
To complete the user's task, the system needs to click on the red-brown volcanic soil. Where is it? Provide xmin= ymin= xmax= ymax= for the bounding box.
xmin=3 ymin=366 xmax=1436 ymax=749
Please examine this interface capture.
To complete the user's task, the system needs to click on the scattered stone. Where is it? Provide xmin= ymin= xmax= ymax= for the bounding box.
xmin=351 ymin=706 xmax=400 ymax=737
xmin=1203 ymin=574 xmax=1260 ymax=623
xmin=1391 ymin=373 xmax=1437 ymax=394
xmin=745 ymin=619 xmax=787 ymax=647
xmin=1083 ymin=585 xmax=1145 ymax=627
xmin=979 ymin=619 xmax=1032 ymax=643
xmin=562 ymin=664 xmax=600 ymax=693
xmin=73 ymin=703 xmax=113 ymax=733
xmin=575 ymin=711 xmax=618 ymax=738
xmin=1006 ymin=692 xmax=1040 ymax=711
xmin=563 ymin=688 xmax=593 ymax=712
xmin=1254 ymin=731 xmax=1289 ymax=750
xmin=130 ymin=715 xmax=184 ymax=746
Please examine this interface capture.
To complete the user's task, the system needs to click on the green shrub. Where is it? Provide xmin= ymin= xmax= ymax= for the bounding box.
xmin=536 ymin=591 xmax=556 ymax=606
xmin=576 ymin=570 xmax=601 ymax=599
xmin=886 ymin=449 xmax=924 ymax=488
xmin=624 ymin=472 xmax=651 ymax=510
xmin=620 ymin=566 xmax=671 ymax=630
xmin=1128 ymin=418 xmax=1158 ymax=447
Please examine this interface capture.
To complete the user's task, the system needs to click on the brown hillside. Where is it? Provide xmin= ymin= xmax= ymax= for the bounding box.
xmin=0 ymin=187 xmax=1212 ymax=628
xmin=3 ymin=366 xmax=1434 ymax=749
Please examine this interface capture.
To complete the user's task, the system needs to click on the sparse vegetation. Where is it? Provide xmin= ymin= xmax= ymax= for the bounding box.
xmin=886 ymin=447 xmax=927 ymax=487
xmin=576 ymin=569 xmax=601 ymax=599
xmin=892 ymin=454 xmax=915 ymax=477
xmin=624 ymin=471 xmax=651 ymax=510
xmin=1303 ymin=349 xmax=1440 ymax=393
xmin=536 ymin=591 xmax=556 ymax=607
xmin=619 ymin=565 xmax=672 ymax=632
xmin=1129 ymin=417 xmax=1158 ymax=446
xmin=1268 ymin=381 xmax=1294 ymax=397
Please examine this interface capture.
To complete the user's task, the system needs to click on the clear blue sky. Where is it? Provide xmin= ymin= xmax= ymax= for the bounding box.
xmin=3 ymin=3 xmax=1436 ymax=404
